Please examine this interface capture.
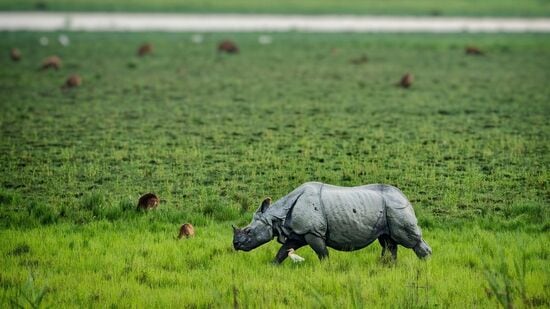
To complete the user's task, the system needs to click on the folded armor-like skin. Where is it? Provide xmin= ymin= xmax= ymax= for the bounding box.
xmin=266 ymin=182 xmax=425 ymax=251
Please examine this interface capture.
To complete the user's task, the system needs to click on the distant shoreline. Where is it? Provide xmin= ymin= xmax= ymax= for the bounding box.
xmin=1 ymin=13 xmax=550 ymax=32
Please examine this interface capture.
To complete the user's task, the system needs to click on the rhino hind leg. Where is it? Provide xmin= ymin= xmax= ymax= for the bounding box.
xmin=305 ymin=234 xmax=329 ymax=261
xmin=378 ymin=235 xmax=398 ymax=260
xmin=413 ymin=238 xmax=432 ymax=259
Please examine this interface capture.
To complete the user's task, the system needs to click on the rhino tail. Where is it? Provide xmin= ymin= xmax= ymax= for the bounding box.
xmin=413 ymin=238 xmax=432 ymax=259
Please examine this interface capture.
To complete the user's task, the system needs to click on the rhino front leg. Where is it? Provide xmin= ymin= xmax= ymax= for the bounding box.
xmin=273 ymin=241 xmax=305 ymax=264
xmin=305 ymin=234 xmax=329 ymax=261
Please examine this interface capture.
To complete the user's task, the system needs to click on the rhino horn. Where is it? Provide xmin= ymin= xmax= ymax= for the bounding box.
xmin=232 ymin=224 xmax=239 ymax=233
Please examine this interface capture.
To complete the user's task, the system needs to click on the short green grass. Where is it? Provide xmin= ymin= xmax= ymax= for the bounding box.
xmin=0 ymin=32 xmax=549 ymax=307
xmin=1 ymin=0 xmax=550 ymax=16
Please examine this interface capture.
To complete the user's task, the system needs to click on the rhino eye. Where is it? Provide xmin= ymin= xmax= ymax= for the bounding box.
xmin=244 ymin=228 xmax=251 ymax=234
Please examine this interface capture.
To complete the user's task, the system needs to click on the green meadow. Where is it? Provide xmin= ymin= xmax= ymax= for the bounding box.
xmin=0 ymin=32 xmax=549 ymax=307
xmin=1 ymin=0 xmax=550 ymax=16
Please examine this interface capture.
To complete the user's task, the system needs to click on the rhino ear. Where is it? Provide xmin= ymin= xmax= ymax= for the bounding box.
xmin=259 ymin=197 xmax=271 ymax=213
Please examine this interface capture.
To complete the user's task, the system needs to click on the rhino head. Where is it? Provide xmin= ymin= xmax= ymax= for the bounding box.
xmin=233 ymin=198 xmax=273 ymax=251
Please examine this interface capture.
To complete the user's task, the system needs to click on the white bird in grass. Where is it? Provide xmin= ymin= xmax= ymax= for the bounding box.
xmin=287 ymin=249 xmax=305 ymax=263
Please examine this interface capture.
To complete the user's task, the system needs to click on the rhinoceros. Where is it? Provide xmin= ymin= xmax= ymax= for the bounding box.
xmin=232 ymin=182 xmax=431 ymax=263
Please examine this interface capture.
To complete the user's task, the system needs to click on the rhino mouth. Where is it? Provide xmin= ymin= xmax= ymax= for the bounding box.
xmin=233 ymin=241 xmax=253 ymax=251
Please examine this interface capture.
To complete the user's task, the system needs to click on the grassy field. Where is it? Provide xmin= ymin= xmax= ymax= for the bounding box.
xmin=0 ymin=32 xmax=549 ymax=307
xmin=1 ymin=0 xmax=550 ymax=16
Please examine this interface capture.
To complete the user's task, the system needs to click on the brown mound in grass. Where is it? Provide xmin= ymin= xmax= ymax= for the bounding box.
xmin=63 ymin=74 xmax=82 ymax=88
xmin=465 ymin=46 xmax=484 ymax=55
xmin=218 ymin=40 xmax=239 ymax=54
xmin=10 ymin=48 xmax=21 ymax=61
xmin=41 ymin=56 xmax=61 ymax=70
xmin=350 ymin=54 xmax=368 ymax=65
xmin=137 ymin=193 xmax=159 ymax=210
xmin=398 ymin=73 xmax=413 ymax=88
xmin=138 ymin=43 xmax=153 ymax=56
xmin=178 ymin=223 xmax=195 ymax=239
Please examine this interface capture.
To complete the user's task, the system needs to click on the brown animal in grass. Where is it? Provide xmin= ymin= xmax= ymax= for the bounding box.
xmin=178 ymin=223 xmax=195 ymax=239
xmin=465 ymin=46 xmax=484 ymax=55
xmin=10 ymin=48 xmax=21 ymax=61
xmin=350 ymin=54 xmax=368 ymax=65
xmin=218 ymin=40 xmax=239 ymax=54
xmin=138 ymin=43 xmax=153 ymax=56
xmin=41 ymin=55 xmax=61 ymax=70
xmin=398 ymin=73 xmax=413 ymax=88
xmin=63 ymin=74 xmax=82 ymax=88
xmin=137 ymin=193 xmax=159 ymax=210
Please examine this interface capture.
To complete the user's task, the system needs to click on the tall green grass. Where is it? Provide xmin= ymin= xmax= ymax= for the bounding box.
xmin=0 ymin=223 xmax=548 ymax=307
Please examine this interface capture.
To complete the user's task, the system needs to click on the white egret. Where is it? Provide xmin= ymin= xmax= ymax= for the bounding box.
xmin=287 ymin=249 xmax=305 ymax=263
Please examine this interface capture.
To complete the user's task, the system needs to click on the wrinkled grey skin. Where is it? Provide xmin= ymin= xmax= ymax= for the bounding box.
xmin=233 ymin=182 xmax=432 ymax=263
